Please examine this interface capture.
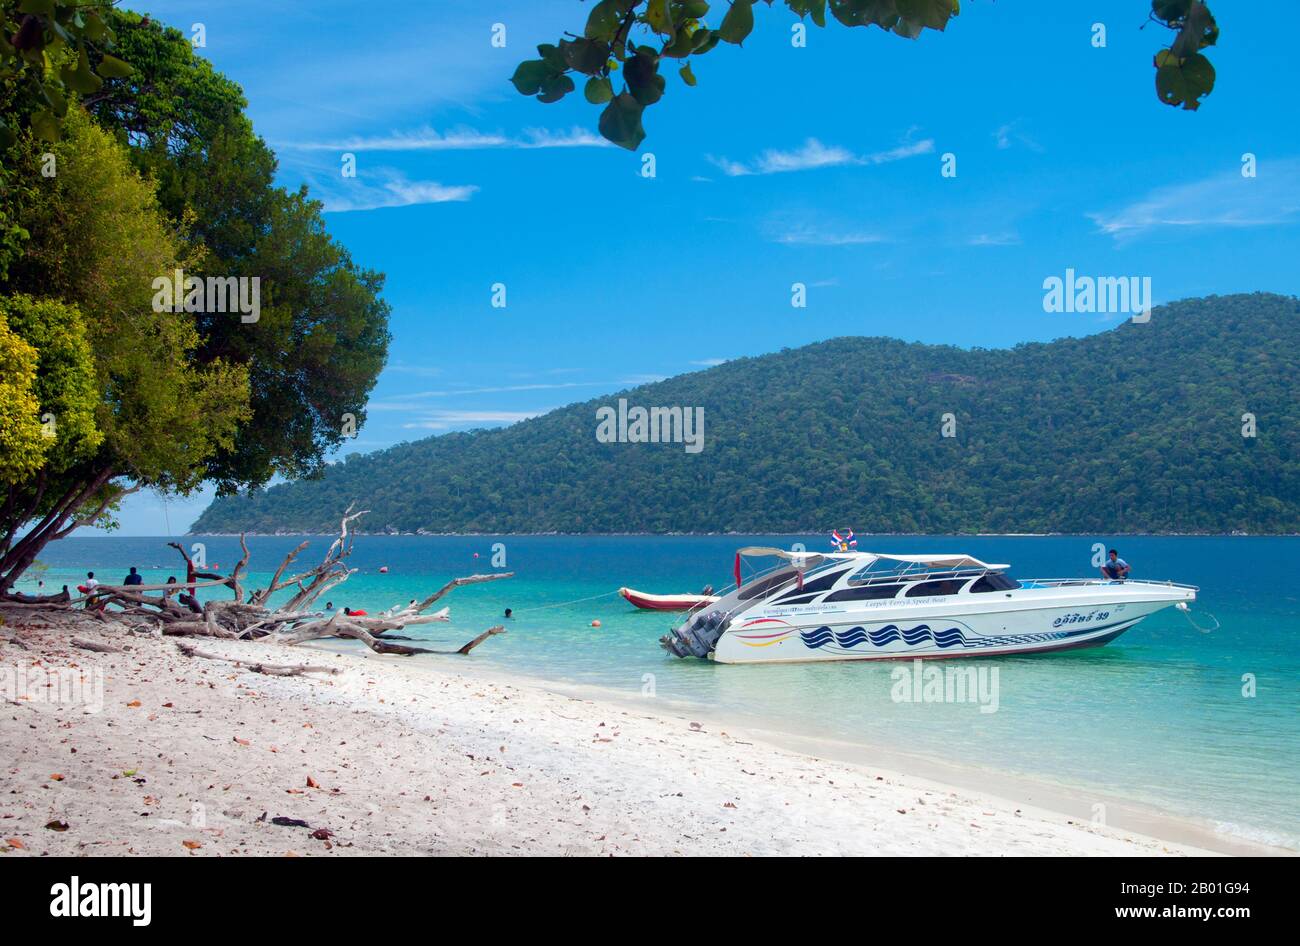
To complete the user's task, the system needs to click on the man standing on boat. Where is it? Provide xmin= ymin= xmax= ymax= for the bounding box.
xmin=1100 ymin=549 xmax=1130 ymax=581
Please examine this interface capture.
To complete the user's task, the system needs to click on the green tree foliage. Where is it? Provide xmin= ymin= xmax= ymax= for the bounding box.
xmin=196 ymin=294 xmax=1300 ymax=536
xmin=516 ymin=1 xmax=1219 ymax=149
xmin=0 ymin=307 xmax=43 ymax=484
xmin=0 ymin=0 xmax=130 ymax=145
xmin=81 ymin=11 xmax=391 ymax=491
xmin=0 ymin=8 xmax=390 ymax=593
xmin=0 ymin=107 xmax=249 ymax=591
xmin=0 ymin=294 xmax=101 ymax=477
xmin=6 ymin=107 xmax=250 ymax=489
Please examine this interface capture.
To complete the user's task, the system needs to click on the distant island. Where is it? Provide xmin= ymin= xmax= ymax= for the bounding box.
xmin=192 ymin=293 xmax=1300 ymax=535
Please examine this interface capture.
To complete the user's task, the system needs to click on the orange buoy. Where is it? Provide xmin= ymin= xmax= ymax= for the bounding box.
xmin=590 ymin=619 xmax=601 ymax=628
xmin=378 ymin=566 xmax=389 ymax=574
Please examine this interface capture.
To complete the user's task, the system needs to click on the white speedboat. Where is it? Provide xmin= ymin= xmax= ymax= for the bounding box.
xmin=660 ymin=547 xmax=1196 ymax=664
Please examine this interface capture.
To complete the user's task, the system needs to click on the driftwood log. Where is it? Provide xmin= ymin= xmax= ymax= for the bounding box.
xmin=55 ymin=505 xmax=513 ymax=657
xmin=173 ymin=640 xmax=338 ymax=676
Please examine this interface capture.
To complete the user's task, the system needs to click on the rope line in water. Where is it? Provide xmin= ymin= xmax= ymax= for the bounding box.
xmin=1176 ymin=602 xmax=1221 ymax=634
xmin=510 ymin=590 xmax=622 ymax=614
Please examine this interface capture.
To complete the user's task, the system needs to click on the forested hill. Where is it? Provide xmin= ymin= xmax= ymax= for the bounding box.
xmin=193 ymin=293 xmax=1300 ymax=535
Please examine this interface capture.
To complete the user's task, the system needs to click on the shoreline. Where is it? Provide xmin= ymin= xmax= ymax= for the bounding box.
xmin=303 ymin=642 xmax=1292 ymax=857
xmin=3 ymin=611 xmax=1289 ymax=857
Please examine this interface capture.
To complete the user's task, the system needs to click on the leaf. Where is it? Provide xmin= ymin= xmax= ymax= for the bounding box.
xmin=719 ymin=0 xmax=756 ymax=44
xmin=897 ymin=0 xmax=960 ymax=31
xmin=680 ymin=62 xmax=697 ymax=86
xmin=681 ymin=1 xmax=711 ymax=16
xmin=537 ymin=43 xmax=566 ymax=72
xmin=50 ymin=773 xmax=64 ymax=781
xmin=44 ymin=819 xmax=69 ymax=832
xmin=598 ymin=93 xmax=646 ymax=150
xmin=789 ymin=0 xmax=828 ymax=26
xmin=584 ymin=76 xmax=614 ymax=104
xmin=560 ymin=37 xmax=610 ymax=75
xmin=5 ymin=838 xmax=25 ymax=850
xmin=30 ymin=109 xmax=60 ymax=142
xmin=81 ymin=11 xmax=108 ymax=42
xmin=646 ymin=0 xmax=675 ymax=35
xmin=510 ymin=59 xmax=550 ymax=96
xmin=1155 ymin=62 xmax=1187 ymax=107
xmin=125 ymin=699 xmax=142 ymax=707
xmin=64 ymin=49 xmax=103 ymax=94
xmin=96 ymin=54 xmax=133 ymax=79
xmin=41 ymin=83 xmax=67 ymax=117
xmin=19 ymin=0 xmax=56 ymax=15
xmin=1179 ymin=52 xmax=1215 ymax=108
xmin=536 ymin=74 xmax=575 ymax=104
xmin=585 ymin=0 xmax=630 ymax=41
xmin=182 ymin=839 xmax=202 ymax=850
xmin=662 ymin=26 xmax=696 ymax=58
xmin=625 ymin=50 xmax=665 ymax=105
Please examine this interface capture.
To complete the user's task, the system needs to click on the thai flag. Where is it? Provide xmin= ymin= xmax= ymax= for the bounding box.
xmin=845 ymin=529 xmax=857 ymax=549
xmin=831 ymin=530 xmax=844 ymax=549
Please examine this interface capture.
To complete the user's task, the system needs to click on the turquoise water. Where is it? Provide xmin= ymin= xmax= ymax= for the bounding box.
xmin=25 ymin=534 xmax=1300 ymax=848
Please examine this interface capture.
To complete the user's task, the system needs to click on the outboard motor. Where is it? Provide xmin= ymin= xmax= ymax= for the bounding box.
xmin=660 ymin=609 xmax=730 ymax=658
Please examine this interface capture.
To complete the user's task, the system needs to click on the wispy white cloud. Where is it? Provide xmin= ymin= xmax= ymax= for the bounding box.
xmin=968 ymin=231 xmax=1021 ymax=246
xmin=992 ymin=120 xmax=1044 ymax=153
xmin=371 ymin=382 xmax=606 ymax=409
xmin=517 ymin=127 xmax=611 ymax=149
xmin=387 ymin=362 xmax=444 ymax=378
xmin=708 ymin=137 xmax=934 ymax=177
xmin=690 ymin=358 xmax=726 ymax=367
xmin=770 ymin=222 xmax=888 ymax=246
xmin=1089 ymin=159 xmax=1300 ymax=241
xmin=321 ymin=171 xmax=477 ymax=213
xmin=282 ymin=125 xmax=611 ymax=153
xmin=400 ymin=409 xmax=545 ymax=430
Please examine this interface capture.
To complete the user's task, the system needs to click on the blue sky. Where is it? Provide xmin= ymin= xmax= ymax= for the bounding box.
xmin=102 ymin=0 xmax=1298 ymax=534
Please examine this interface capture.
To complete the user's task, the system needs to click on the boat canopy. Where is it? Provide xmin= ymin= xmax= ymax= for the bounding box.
xmin=869 ymin=553 xmax=1009 ymax=570
xmin=735 ymin=547 xmax=1007 ymax=571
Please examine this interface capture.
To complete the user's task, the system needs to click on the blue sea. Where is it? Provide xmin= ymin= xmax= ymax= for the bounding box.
xmin=24 ymin=534 xmax=1300 ymax=849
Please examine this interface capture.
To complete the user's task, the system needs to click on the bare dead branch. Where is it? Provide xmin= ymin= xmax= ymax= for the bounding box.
xmin=72 ymin=637 xmax=123 ymax=653
xmin=173 ymin=640 xmax=338 ymax=676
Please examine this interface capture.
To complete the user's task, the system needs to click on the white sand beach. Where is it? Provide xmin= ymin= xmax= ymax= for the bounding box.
xmin=0 ymin=611 xmax=1262 ymax=857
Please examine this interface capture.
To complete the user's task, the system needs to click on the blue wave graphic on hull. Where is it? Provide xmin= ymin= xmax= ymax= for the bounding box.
xmin=797 ymin=621 xmax=1124 ymax=651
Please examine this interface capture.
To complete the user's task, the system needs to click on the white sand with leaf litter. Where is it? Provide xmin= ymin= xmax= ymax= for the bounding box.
xmin=0 ymin=613 xmax=1226 ymax=856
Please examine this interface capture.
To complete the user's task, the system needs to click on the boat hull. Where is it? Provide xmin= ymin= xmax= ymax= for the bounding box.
xmin=711 ymin=596 xmax=1184 ymax=664
xmin=620 ymin=587 xmax=718 ymax=611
